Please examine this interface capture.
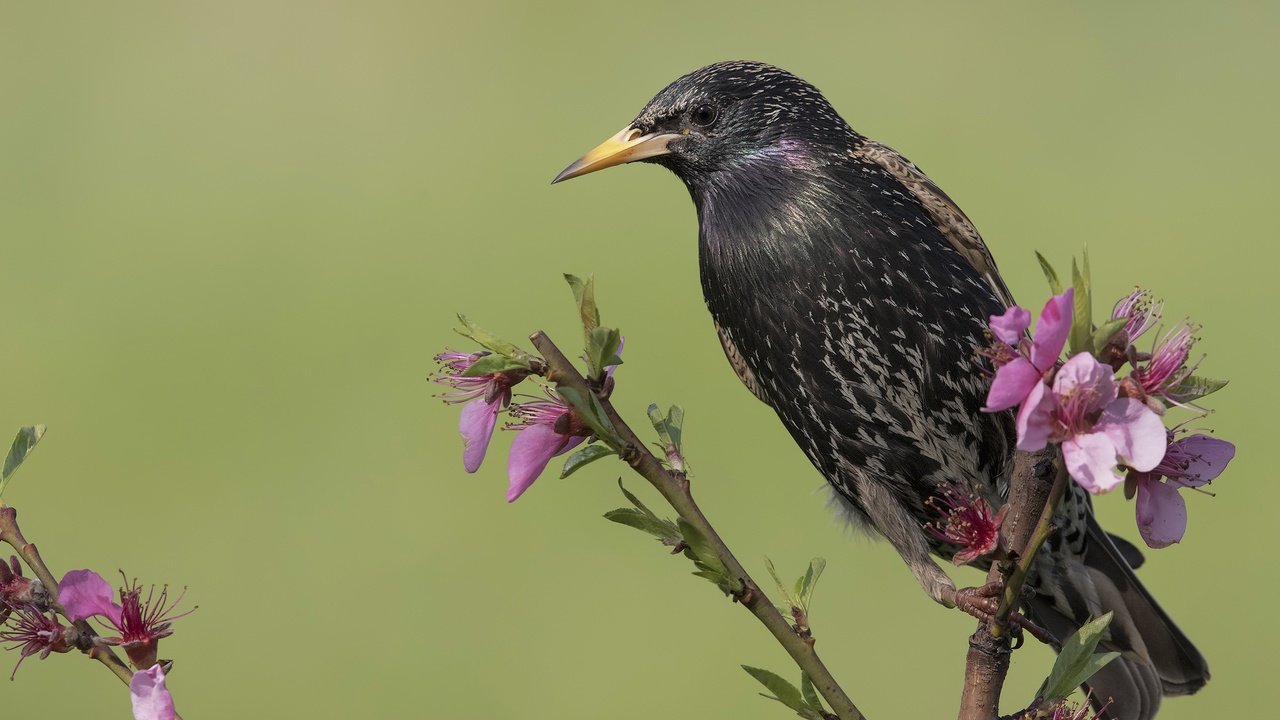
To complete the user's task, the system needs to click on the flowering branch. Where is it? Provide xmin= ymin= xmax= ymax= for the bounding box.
xmin=529 ymin=330 xmax=865 ymax=720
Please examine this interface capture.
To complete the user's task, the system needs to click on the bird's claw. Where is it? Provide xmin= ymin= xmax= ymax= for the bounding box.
xmin=945 ymin=583 xmax=1054 ymax=646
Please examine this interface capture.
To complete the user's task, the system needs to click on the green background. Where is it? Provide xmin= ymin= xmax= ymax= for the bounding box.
xmin=1 ymin=2 xmax=1274 ymax=717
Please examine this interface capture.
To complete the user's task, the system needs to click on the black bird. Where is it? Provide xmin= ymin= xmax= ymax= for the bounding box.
xmin=553 ymin=61 xmax=1208 ymax=719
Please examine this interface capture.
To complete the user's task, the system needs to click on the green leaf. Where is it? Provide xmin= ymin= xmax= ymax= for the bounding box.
xmin=560 ymin=444 xmax=616 ymax=478
xmin=1068 ymin=256 xmax=1094 ymax=355
xmin=1168 ymin=375 xmax=1229 ymax=403
xmin=454 ymin=315 xmax=523 ymax=358
xmin=678 ymin=518 xmax=737 ymax=594
xmin=764 ymin=557 xmax=796 ymax=606
xmin=586 ymin=325 xmax=622 ymax=379
xmin=797 ymin=558 xmax=827 ymax=611
xmin=1091 ymin=317 xmax=1129 ymax=354
xmin=665 ymin=406 xmax=684 ymax=453
xmin=564 ymin=273 xmax=600 ymax=336
xmin=555 ymin=387 xmax=616 ymax=441
xmin=742 ymin=666 xmax=810 ymax=713
xmin=1038 ymin=612 xmax=1120 ymax=701
xmin=648 ymin=404 xmax=686 ymax=467
xmin=800 ymin=673 xmax=824 ymax=712
xmin=460 ymin=353 xmax=529 ymax=377
xmin=604 ymin=480 xmax=682 ymax=543
xmin=1035 ymin=252 xmax=1063 ymax=295
xmin=0 ymin=425 xmax=46 ymax=497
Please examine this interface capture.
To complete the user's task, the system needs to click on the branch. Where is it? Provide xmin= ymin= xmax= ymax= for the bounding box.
xmin=531 ymin=330 xmax=866 ymax=720
xmin=957 ymin=450 xmax=1063 ymax=720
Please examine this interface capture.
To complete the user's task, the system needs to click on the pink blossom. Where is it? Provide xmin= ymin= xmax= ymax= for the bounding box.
xmin=57 ymin=570 xmax=192 ymax=669
xmin=983 ymin=290 xmax=1073 ymax=412
xmin=1132 ymin=324 xmax=1198 ymax=403
xmin=57 ymin=569 xmax=122 ymax=624
xmin=130 ymin=664 xmax=177 ymax=720
xmin=925 ymin=487 xmax=1007 ymax=565
xmin=0 ymin=606 xmax=77 ymax=678
xmin=505 ymin=394 xmax=589 ymax=502
xmin=1017 ymin=353 xmax=1166 ymax=493
xmin=1111 ymin=289 xmax=1161 ymax=344
xmin=1130 ymin=433 xmax=1234 ymax=548
xmin=434 ymin=351 xmax=529 ymax=473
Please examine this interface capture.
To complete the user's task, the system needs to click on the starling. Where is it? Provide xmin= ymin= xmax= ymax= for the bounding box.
xmin=553 ymin=61 xmax=1207 ymax=719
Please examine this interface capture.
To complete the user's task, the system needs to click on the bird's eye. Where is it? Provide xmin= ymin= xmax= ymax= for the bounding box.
xmin=690 ymin=104 xmax=718 ymax=128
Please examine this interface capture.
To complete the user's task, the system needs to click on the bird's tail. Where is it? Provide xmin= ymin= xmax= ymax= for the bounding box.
xmin=1024 ymin=517 xmax=1209 ymax=720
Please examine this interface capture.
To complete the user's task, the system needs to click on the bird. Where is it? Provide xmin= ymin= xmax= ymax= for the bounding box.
xmin=552 ymin=61 xmax=1207 ymax=719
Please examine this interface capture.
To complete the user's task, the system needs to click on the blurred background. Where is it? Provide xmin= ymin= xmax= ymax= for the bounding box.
xmin=1 ymin=2 xmax=1275 ymax=717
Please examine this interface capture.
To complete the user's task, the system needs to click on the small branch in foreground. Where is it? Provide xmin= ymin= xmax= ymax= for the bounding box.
xmin=531 ymin=330 xmax=866 ymax=720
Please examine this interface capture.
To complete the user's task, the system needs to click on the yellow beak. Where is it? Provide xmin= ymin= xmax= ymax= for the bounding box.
xmin=552 ymin=126 xmax=681 ymax=183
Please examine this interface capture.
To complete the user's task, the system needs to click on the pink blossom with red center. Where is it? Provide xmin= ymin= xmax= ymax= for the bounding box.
xmin=1111 ymin=288 xmax=1162 ymax=344
xmin=1132 ymin=324 xmax=1198 ymax=404
xmin=434 ymin=351 xmax=530 ymax=473
xmin=0 ymin=605 xmax=78 ymax=678
xmin=1129 ymin=432 xmax=1235 ymax=548
xmin=983 ymin=289 xmax=1073 ymax=413
xmin=925 ymin=487 xmax=1008 ymax=565
xmin=505 ymin=393 xmax=591 ymax=502
xmin=1017 ymin=353 xmax=1166 ymax=494
xmin=57 ymin=570 xmax=193 ymax=669
xmin=130 ymin=664 xmax=177 ymax=720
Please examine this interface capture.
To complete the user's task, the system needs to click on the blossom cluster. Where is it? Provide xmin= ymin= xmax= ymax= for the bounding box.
xmin=434 ymin=342 xmax=622 ymax=502
xmin=982 ymin=286 xmax=1234 ymax=548
xmin=0 ymin=561 xmax=188 ymax=719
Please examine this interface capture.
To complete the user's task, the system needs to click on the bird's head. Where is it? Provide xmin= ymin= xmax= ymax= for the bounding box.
xmin=553 ymin=61 xmax=852 ymax=187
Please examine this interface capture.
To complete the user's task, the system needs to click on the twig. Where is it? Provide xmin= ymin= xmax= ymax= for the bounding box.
xmin=0 ymin=505 xmax=134 ymax=685
xmin=531 ymin=331 xmax=867 ymax=720
xmin=957 ymin=449 xmax=1061 ymax=720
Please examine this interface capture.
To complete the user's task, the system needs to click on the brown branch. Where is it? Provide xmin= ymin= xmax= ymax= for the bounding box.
xmin=957 ymin=450 xmax=1063 ymax=720
xmin=531 ymin=330 xmax=866 ymax=720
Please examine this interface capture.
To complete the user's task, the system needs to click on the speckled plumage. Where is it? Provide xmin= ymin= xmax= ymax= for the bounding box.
xmin=567 ymin=60 xmax=1207 ymax=719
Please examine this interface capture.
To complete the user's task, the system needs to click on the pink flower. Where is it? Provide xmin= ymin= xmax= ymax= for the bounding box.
xmin=434 ymin=351 xmax=530 ymax=473
xmin=983 ymin=289 xmax=1073 ymax=412
xmin=1132 ymin=324 xmax=1198 ymax=404
xmin=0 ymin=605 xmax=78 ymax=678
xmin=505 ymin=394 xmax=589 ymax=502
xmin=1130 ymin=433 xmax=1234 ymax=548
xmin=925 ymin=487 xmax=1007 ymax=565
xmin=1018 ymin=354 xmax=1166 ymax=493
xmin=131 ymin=664 xmax=177 ymax=720
xmin=57 ymin=570 xmax=193 ymax=669
xmin=1111 ymin=289 xmax=1161 ymax=344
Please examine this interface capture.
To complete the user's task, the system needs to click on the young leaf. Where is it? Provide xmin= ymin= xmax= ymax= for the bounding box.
xmin=741 ymin=666 xmax=811 ymax=715
xmin=1068 ymin=257 xmax=1094 ymax=355
xmin=460 ymin=353 xmax=529 ymax=377
xmin=586 ymin=325 xmax=623 ymax=379
xmin=1168 ymin=375 xmax=1229 ymax=403
xmin=665 ymin=406 xmax=684 ymax=453
xmin=1036 ymin=252 xmax=1063 ymax=295
xmin=455 ymin=315 xmax=523 ymax=358
xmin=797 ymin=558 xmax=827 ymax=611
xmin=604 ymin=480 xmax=681 ymax=543
xmin=555 ymin=387 xmax=616 ymax=441
xmin=764 ymin=557 xmax=797 ymax=607
xmin=560 ymin=444 xmax=616 ymax=478
xmin=1091 ymin=316 xmax=1129 ymax=355
xmin=564 ymin=273 xmax=600 ymax=336
xmin=0 ymin=425 xmax=47 ymax=497
xmin=800 ymin=672 xmax=824 ymax=713
xmin=1038 ymin=612 xmax=1120 ymax=701
xmin=678 ymin=518 xmax=737 ymax=594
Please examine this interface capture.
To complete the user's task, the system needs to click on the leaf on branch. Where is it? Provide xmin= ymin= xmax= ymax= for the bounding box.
xmin=555 ymin=387 xmax=617 ymax=442
xmin=741 ymin=666 xmax=824 ymax=719
xmin=454 ymin=315 xmax=525 ymax=358
xmin=1068 ymin=254 xmax=1094 ymax=355
xmin=678 ymin=518 xmax=739 ymax=595
xmin=799 ymin=672 xmax=824 ymax=714
xmin=603 ymin=480 xmax=682 ymax=545
xmin=564 ymin=273 xmax=600 ymax=337
xmin=586 ymin=325 xmax=623 ymax=379
xmin=1 ymin=425 xmax=46 ymax=497
xmin=647 ymin=404 xmax=684 ymax=454
xmin=765 ymin=557 xmax=797 ymax=609
xmin=1036 ymin=252 xmax=1063 ymax=295
xmin=460 ymin=353 xmax=530 ymax=377
xmin=1038 ymin=612 xmax=1121 ymax=702
xmin=560 ymin=444 xmax=616 ymax=478
xmin=1168 ymin=374 xmax=1229 ymax=403
xmin=795 ymin=558 xmax=826 ymax=613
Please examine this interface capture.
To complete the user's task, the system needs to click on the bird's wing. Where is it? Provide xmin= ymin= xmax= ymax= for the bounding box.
xmin=851 ymin=141 xmax=1015 ymax=308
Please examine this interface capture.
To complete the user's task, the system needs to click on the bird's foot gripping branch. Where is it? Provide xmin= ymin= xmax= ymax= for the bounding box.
xmin=435 ymin=263 xmax=1234 ymax=720
xmin=0 ymin=427 xmax=190 ymax=720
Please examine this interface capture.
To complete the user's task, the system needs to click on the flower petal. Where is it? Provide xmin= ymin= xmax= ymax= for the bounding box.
xmin=130 ymin=664 xmax=177 ymax=720
xmin=1097 ymin=398 xmax=1167 ymax=472
xmin=984 ymin=357 xmax=1041 ymax=412
xmin=1030 ymin=289 xmax=1074 ymax=371
xmin=58 ymin=569 xmax=122 ymax=625
xmin=1015 ymin=380 xmax=1055 ymax=451
xmin=1170 ymin=435 xmax=1236 ymax=487
xmin=1135 ymin=478 xmax=1188 ymax=549
xmin=1052 ymin=352 xmax=1117 ymax=409
xmin=506 ymin=424 xmax=571 ymax=502
xmin=459 ymin=397 xmax=500 ymax=473
xmin=989 ymin=306 xmax=1031 ymax=345
xmin=1063 ymin=432 xmax=1125 ymax=493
